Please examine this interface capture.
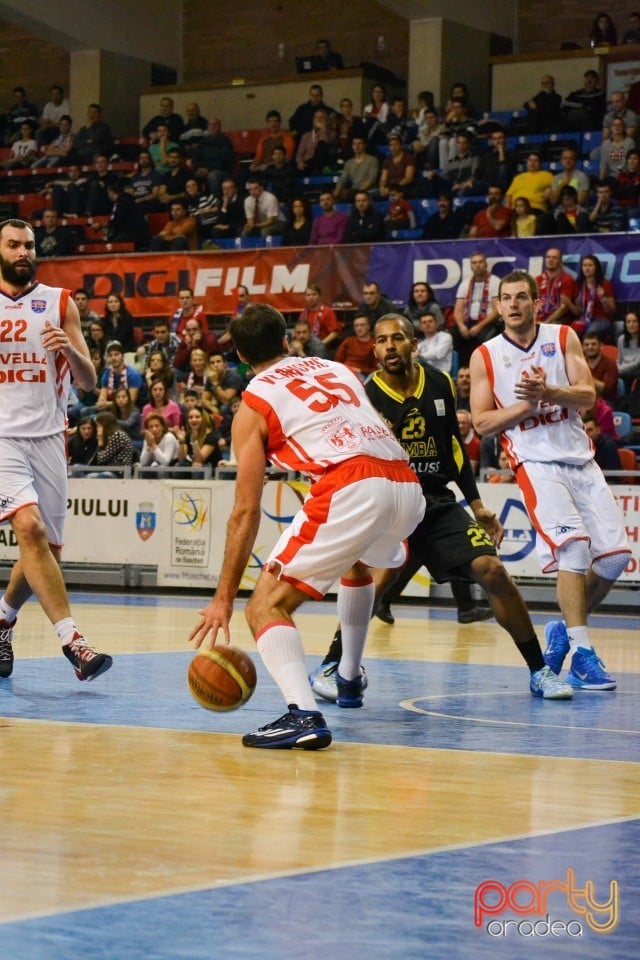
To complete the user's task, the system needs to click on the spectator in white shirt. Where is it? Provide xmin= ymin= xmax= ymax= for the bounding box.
xmin=416 ymin=312 xmax=454 ymax=374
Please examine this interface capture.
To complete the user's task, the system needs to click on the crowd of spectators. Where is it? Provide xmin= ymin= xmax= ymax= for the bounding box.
xmin=2 ymin=32 xmax=639 ymax=480
xmin=3 ymin=49 xmax=640 ymax=254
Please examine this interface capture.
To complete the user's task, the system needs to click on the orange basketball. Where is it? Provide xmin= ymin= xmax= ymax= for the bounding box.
xmin=188 ymin=646 xmax=257 ymax=712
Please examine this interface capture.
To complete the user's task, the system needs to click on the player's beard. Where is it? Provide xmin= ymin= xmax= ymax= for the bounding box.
xmin=0 ymin=253 xmax=36 ymax=288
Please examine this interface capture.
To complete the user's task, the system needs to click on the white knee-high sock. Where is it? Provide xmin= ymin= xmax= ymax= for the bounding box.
xmin=337 ymin=577 xmax=375 ymax=680
xmin=256 ymin=621 xmax=318 ymax=711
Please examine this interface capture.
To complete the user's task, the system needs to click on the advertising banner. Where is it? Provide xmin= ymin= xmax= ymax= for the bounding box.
xmin=1 ymin=479 xmax=639 ymax=587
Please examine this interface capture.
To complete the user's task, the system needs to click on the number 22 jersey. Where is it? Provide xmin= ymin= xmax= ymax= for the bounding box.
xmin=0 ymin=282 xmax=71 ymax=438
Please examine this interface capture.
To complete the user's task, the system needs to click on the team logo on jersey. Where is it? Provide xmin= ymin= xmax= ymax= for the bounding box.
xmin=541 ymin=343 xmax=556 ymax=357
xmin=31 ymin=299 xmax=46 ymax=314
xmin=322 ymin=416 xmax=362 ymax=452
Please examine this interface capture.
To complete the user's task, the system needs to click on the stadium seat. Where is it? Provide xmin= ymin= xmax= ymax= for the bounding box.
xmin=617 ymin=447 xmax=638 ymax=480
xmin=613 ymin=411 xmax=633 ymax=442
xmin=415 ymin=198 xmax=438 ymax=225
xmin=208 ymin=237 xmax=237 ymax=249
xmin=543 ymin=135 xmax=580 ymax=163
xmin=482 ymin=110 xmax=512 ymax=127
xmin=389 ymin=228 xmax=423 ymax=240
xmin=76 ymin=242 xmax=135 ymax=254
xmin=146 ymin=212 xmax=170 ymax=235
xmin=582 ymin=130 xmax=603 ymax=154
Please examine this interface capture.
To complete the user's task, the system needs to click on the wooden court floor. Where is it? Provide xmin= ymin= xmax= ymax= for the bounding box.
xmin=0 ymin=591 xmax=638 ymax=960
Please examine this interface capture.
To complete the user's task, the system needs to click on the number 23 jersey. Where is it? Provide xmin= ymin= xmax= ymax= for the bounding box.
xmin=365 ymin=360 xmax=477 ymax=500
xmin=241 ymin=356 xmax=408 ymax=479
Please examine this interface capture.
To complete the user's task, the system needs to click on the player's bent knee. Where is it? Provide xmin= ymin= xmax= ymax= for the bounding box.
xmin=557 ymin=537 xmax=591 ymax=575
xmin=591 ymin=551 xmax=630 ymax=581
xmin=470 ymin=554 xmax=508 ymax=590
xmin=11 ymin=507 xmax=48 ymax=547
xmin=245 ymin=570 xmax=303 ymax=633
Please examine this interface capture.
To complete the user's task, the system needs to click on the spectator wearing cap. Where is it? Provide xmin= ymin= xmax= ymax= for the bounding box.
xmin=378 ymin=133 xmax=415 ymax=199
xmin=93 ymin=341 xmax=144 ymax=411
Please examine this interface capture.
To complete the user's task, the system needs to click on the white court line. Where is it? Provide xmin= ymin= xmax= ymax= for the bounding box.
xmin=2 ymin=812 xmax=637 ymax=924
xmin=401 ymin=693 xmax=639 ymax=735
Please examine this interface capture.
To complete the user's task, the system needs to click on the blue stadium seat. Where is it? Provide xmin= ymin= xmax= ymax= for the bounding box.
xmin=582 ymin=130 xmax=603 ymax=154
xmin=613 ymin=411 xmax=633 ymax=442
xmin=453 ymin=195 xmax=486 ymax=209
xmin=389 ymin=228 xmax=423 ymax=240
xmin=238 ymin=236 xmax=267 ymax=249
xmin=209 ymin=236 xmax=281 ymax=250
xmin=414 ymin=198 xmax=438 ymax=225
xmin=543 ymin=134 xmax=581 ymax=163
xmin=209 ymin=237 xmax=237 ymax=249
xmin=299 ymin=175 xmax=338 ymax=187
xmin=483 ymin=110 xmax=512 ymax=127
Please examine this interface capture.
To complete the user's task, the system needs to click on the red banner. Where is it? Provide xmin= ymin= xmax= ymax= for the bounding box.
xmin=36 ymin=247 xmax=372 ymax=318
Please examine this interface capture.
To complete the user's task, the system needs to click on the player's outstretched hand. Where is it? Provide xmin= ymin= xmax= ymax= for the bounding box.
xmin=474 ymin=505 xmax=504 ymax=547
xmin=188 ymin=599 xmax=233 ymax=649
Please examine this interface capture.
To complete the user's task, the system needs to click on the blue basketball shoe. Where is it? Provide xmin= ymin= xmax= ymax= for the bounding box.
xmin=566 ymin=648 xmax=616 ymax=691
xmin=309 ymin=660 xmax=368 ymax=702
xmin=336 ymin=670 xmax=365 ymax=708
xmin=530 ymin=665 xmax=573 ymax=699
xmin=242 ymin=705 xmax=332 ymax=749
xmin=543 ymin=620 xmax=570 ymax=675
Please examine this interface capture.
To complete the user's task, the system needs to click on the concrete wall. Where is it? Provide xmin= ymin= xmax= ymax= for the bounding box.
xmin=0 ymin=0 xmax=180 ymax=67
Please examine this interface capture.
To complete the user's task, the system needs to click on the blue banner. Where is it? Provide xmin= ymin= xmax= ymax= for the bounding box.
xmin=366 ymin=234 xmax=640 ymax=309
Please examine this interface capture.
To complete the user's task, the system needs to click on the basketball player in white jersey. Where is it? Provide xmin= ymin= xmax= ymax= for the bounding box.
xmin=470 ymin=269 xmax=629 ymax=691
xmin=189 ymin=303 xmax=424 ymax=749
xmin=0 ymin=219 xmax=112 ymax=681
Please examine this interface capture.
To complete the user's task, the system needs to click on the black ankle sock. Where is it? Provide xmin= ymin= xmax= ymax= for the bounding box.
xmin=519 ymin=638 xmax=545 ymax=673
xmin=322 ymin=628 xmax=342 ymax=664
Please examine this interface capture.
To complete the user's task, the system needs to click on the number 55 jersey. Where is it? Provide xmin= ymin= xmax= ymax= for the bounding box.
xmin=241 ymin=356 xmax=409 ymax=479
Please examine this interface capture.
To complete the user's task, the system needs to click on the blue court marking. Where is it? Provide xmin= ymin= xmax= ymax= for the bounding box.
xmin=63 ymin=591 xmax=639 ymax=632
xmin=1 ymin=819 xmax=637 ymax=960
xmin=1 ymin=653 xmax=637 ymax=762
